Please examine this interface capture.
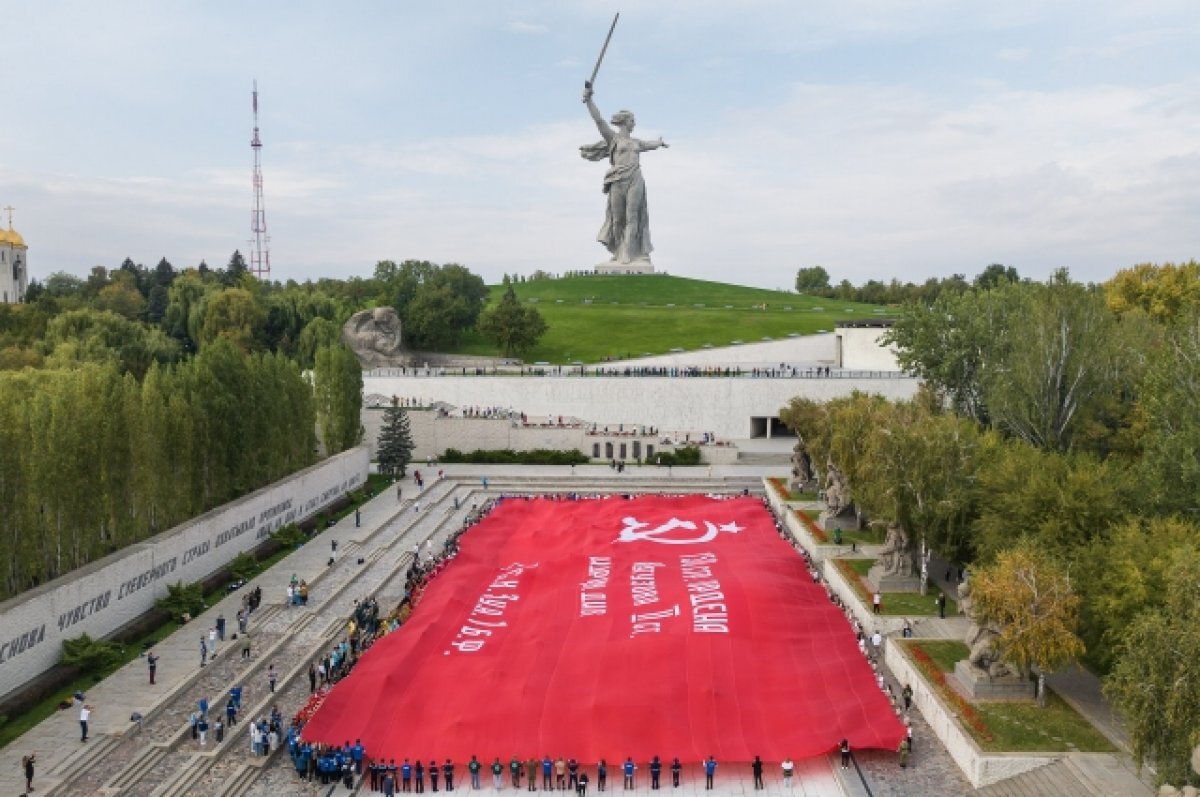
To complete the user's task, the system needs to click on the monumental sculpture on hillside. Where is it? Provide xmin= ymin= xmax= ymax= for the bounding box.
xmin=579 ymin=14 xmax=668 ymax=273
xmin=342 ymin=307 xmax=405 ymax=368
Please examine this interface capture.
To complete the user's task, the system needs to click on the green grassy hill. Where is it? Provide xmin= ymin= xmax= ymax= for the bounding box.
xmin=454 ymin=274 xmax=886 ymax=363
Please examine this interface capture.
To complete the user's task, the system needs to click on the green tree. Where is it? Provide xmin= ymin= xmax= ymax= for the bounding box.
xmin=61 ymin=633 xmax=124 ymax=673
xmin=971 ymin=542 xmax=1085 ymax=706
xmin=199 ymin=288 xmax=266 ymax=351
xmin=477 ymin=285 xmax=548 ymax=357
xmin=794 ymin=266 xmax=831 ymax=293
xmin=973 ymin=263 xmax=1020 ymax=290
xmin=1137 ymin=310 xmax=1200 ymax=514
xmin=377 ymin=398 xmax=415 ymax=478
xmin=1104 ymin=548 xmax=1200 ymax=786
xmin=314 ymin=343 xmax=363 ymax=455
xmin=1105 ymin=260 xmax=1200 ymax=321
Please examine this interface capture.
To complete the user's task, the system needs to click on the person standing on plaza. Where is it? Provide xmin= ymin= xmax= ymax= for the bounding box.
xmin=555 ymin=757 xmax=566 ymax=790
xmin=79 ymin=703 xmax=92 ymax=742
xmin=416 ymin=759 xmax=426 ymax=793
xmin=241 ymin=630 xmax=252 ymax=659
xmin=751 ymin=756 xmax=763 ymax=790
xmin=542 ymin=755 xmax=553 ymax=791
xmin=526 ymin=758 xmax=539 ymax=791
xmin=703 ymin=757 xmax=716 ymax=790
xmin=597 ymin=759 xmax=607 ymax=793
xmin=577 ymin=770 xmax=590 ymax=797
xmin=208 ymin=626 xmax=218 ymax=658
xmin=781 ymin=758 xmax=794 ymax=787
xmin=147 ymin=649 xmax=158 ymax=684
xmin=649 ymin=756 xmax=661 ymax=790
xmin=872 ymin=591 xmax=882 ymax=614
xmin=197 ymin=713 xmax=209 ymax=746
xmin=200 ymin=635 xmax=208 ymax=667
xmin=384 ymin=769 xmax=397 ymax=797
xmin=936 ymin=591 xmax=946 ymax=618
xmin=267 ymin=664 xmax=277 ymax=693
xmin=670 ymin=758 xmax=681 ymax=788
xmin=622 ymin=758 xmax=635 ymax=790
xmin=430 ymin=759 xmax=440 ymax=792
xmin=404 ymin=758 xmax=414 ymax=792
xmin=902 ymin=684 xmax=913 ymax=710
xmin=493 ymin=758 xmax=504 ymax=790
xmin=839 ymin=739 xmax=850 ymax=769
xmin=568 ymin=758 xmax=580 ymax=791
xmin=445 ymin=758 xmax=455 ymax=790
xmin=470 ymin=755 xmax=482 ymax=789
xmin=897 ymin=738 xmax=910 ymax=768
xmin=22 ymin=751 xmax=36 ymax=792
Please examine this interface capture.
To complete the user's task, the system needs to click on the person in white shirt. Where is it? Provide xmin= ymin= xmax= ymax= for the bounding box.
xmin=79 ymin=703 xmax=92 ymax=742
xmin=780 ymin=759 xmax=793 ymax=787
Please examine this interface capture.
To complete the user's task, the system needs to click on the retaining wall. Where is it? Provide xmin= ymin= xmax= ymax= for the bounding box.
xmin=0 ymin=447 xmax=370 ymax=702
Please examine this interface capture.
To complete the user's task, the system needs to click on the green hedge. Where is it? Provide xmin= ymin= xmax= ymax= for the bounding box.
xmin=441 ymin=448 xmax=588 ymax=465
xmin=653 ymin=446 xmax=703 ymax=466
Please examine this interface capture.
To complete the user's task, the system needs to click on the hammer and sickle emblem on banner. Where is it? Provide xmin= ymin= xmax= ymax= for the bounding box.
xmin=616 ymin=517 xmax=744 ymax=545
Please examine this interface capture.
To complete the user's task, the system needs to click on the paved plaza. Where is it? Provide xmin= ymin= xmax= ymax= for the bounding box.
xmin=0 ymin=463 xmax=1149 ymax=796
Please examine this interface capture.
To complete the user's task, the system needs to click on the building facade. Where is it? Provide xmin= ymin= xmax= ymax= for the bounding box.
xmin=0 ymin=210 xmax=29 ymax=304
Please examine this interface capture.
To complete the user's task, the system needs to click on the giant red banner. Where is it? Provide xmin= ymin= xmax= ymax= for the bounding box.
xmin=302 ymin=495 xmax=905 ymax=763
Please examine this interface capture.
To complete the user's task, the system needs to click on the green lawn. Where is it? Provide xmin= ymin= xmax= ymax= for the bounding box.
xmin=837 ymin=557 xmax=957 ymax=616
xmin=837 ymin=525 xmax=886 ymax=546
xmin=453 ymin=275 xmax=884 ymax=363
xmin=976 ymin=693 xmax=1117 ymax=753
xmin=916 ymin=640 xmax=969 ymax=672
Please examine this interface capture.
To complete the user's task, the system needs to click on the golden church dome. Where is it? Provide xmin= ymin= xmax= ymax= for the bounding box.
xmin=0 ymin=227 xmax=25 ymax=247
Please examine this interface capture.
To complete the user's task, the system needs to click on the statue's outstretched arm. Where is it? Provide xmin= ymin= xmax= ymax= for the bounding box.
xmin=582 ymin=88 xmax=614 ymax=142
xmin=638 ymin=137 xmax=668 ymax=151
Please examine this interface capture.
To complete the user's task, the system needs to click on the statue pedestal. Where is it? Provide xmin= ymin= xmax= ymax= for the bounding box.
xmin=866 ymin=565 xmax=922 ymax=594
xmin=949 ymin=660 xmax=1035 ymax=701
xmin=594 ymin=258 xmax=654 ymax=275
xmin=819 ymin=512 xmax=860 ymax=532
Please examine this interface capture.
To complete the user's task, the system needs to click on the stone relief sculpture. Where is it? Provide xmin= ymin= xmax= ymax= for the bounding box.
xmin=877 ymin=522 xmax=916 ymax=577
xmin=341 ymin=307 xmax=405 ymax=368
xmin=580 ymin=85 xmax=668 ymax=266
xmin=788 ymin=439 xmax=813 ymax=492
xmin=959 ymin=580 xmax=1016 ymax=679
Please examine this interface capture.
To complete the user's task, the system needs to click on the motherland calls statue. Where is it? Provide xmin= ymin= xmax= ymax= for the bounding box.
xmin=342 ymin=307 xmax=405 ymax=368
xmin=580 ymin=88 xmax=667 ymax=269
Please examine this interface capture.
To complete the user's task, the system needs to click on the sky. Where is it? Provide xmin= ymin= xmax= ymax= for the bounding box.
xmin=2 ymin=1 xmax=1199 ymax=290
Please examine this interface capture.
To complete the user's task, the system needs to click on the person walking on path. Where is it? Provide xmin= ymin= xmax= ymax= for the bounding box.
xmin=751 ymin=757 xmax=764 ymax=790
xmin=897 ymin=738 xmax=911 ymax=768
xmin=268 ymin=664 xmax=277 ymax=693
xmin=703 ymin=758 xmax=716 ymax=790
xmin=200 ymin=635 xmax=208 ymax=667
xmin=902 ymin=684 xmax=913 ymax=710
xmin=309 ymin=662 xmax=317 ymax=693
xmin=241 ymin=631 xmax=252 ymax=659
xmin=147 ymin=650 xmax=158 ymax=684
xmin=781 ymin=759 xmax=794 ymax=787
xmin=872 ymin=591 xmax=882 ymax=614
xmin=79 ymin=703 xmax=92 ymax=742
xmin=839 ymin=739 xmax=850 ymax=769
xmin=22 ymin=752 xmax=36 ymax=792
xmin=936 ymin=591 xmax=946 ymax=618
xmin=208 ymin=626 xmax=218 ymax=658
xmin=197 ymin=714 xmax=209 ymax=745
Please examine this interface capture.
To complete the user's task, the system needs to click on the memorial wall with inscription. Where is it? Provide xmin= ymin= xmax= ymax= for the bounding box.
xmin=0 ymin=446 xmax=370 ymax=701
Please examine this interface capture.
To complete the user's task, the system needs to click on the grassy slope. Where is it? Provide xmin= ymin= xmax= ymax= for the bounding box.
xmin=453 ymin=274 xmax=884 ymax=363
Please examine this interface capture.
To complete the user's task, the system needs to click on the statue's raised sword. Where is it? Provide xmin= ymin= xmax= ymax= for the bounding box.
xmin=584 ymin=13 xmax=620 ymax=89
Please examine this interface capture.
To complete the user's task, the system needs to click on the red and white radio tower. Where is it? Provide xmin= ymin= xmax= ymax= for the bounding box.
xmin=249 ymin=80 xmax=271 ymax=279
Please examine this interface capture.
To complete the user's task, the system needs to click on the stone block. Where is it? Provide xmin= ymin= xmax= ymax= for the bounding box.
xmin=866 ymin=564 xmax=923 ymax=594
xmin=949 ymin=659 xmax=1036 ymax=701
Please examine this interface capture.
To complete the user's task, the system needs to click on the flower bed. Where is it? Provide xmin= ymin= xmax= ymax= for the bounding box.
xmin=833 ymin=557 xmax=871 ymax=601
xmin=903 ymin=640 xmax=994 ymax=743
xmin=767 ymin=477 xmax=790 ymax=499
xmin=792 ymin=506 xmax=829 ymax=543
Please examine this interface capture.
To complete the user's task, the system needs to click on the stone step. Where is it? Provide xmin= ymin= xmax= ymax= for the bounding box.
xmin=977 ymin=759 xmax=1093 ymax=797
xmin=151 ymin=751 xmax=207 ymax=797
xmin=1061 ymin=754 xmax=1153 ymax=796
xmin=106 ymin=745 xmax=167 ymax=790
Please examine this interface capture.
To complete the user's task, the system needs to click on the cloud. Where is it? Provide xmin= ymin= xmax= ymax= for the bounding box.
xmin=997 ymin=47 xmax=1029 ymax=62
xmin=506 ymin=21 xmax=549 ymax=35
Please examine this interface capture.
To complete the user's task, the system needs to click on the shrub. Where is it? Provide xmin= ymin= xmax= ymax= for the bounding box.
xmin=61 ymin=633 xmax=124 ymax=674
xmin=155 ymin=580 xmax=205 ymax=623
xmin=440 ymin=448 xmax=588 ymax=465
xmin=272 ymin=523 xmax=308 ymax=548
xmin=228 ymin=551 xmax=259 ymax=582
xmin=906 ymin=641 xmax=994 ymax=742
xmin=654 ymin=446 xmax=702 ymax=466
